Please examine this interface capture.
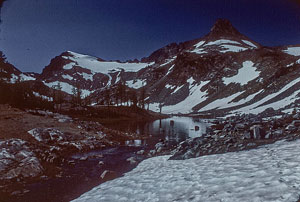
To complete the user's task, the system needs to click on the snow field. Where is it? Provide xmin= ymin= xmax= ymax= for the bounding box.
xmin=63 ymin=51 xmax=152 ymax=74
xmin=223 ymin=61 xmax=259 ymax=85
xmin=72 ymin=139 xmax=300 ymax=202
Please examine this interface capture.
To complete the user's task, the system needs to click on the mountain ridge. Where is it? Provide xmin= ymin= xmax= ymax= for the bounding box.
xmin=1 ymin=18 xmax=300 ymax=117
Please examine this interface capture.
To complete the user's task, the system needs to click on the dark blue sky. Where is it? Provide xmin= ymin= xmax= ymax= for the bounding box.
xmin=1 ymin=0 xmax=300 ymax=73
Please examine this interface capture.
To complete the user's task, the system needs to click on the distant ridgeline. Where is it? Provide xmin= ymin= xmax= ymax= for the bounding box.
xmin=1 ymin=19 xmax=300 ymax=116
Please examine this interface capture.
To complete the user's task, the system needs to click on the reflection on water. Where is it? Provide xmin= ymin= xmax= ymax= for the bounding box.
xmin=105 ymin=116 xmax=209 ymax=147
xmin=125 ymin=139 xmax=146 ymax=147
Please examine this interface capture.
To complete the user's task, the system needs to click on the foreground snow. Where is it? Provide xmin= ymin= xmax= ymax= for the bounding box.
xmin=72 ymin=139 xmax=300 ymax=202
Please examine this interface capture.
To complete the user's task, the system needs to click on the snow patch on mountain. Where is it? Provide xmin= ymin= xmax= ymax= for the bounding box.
xmin=242 ymin=40 xmax=257 ymax=48
xmin=204 ymin=39 xmax=241 ymax=46
xmin=163 ymin=80 xmax=210 ymax=114
xmin=166 ymin=64 xmax=175 ymax=75
xmin=72 ymin=139 xmax=300 ymax=202
xmin=63 ymin=62 xmax=76 ymax=70
xmin=223 ymin=61 xmax=259 ymax=86
xmin=78 ymin=72 xmax=93 ymax=81
xmin=199 ymin=91 xmax=244 ymax=112
xmin=43 ymin=81 xmax=92 ymax=97
xmin=219 ymin=89 xmax=264 ymax=109
xmin=283 ymin=47 xmax=300 ymax=56
xmin=9 ymin=74 xmax=19 ymax=83
xmin=33 ymin=92 xmax=53 ymax=101
xmin=20 ymin=73 xmax=36 ymax=81
xmin=250 ymin=88 xmax=300 ymax=114
xmin=234 ymin=77 xmax=300 ymax=114
xmin=126 ymin=79 xmax=146 ymax=89
xmin=63 ymin=51 xmax=152 ymax=74
xmin=171 ymin=85 xmax=184 ymax=95
xmin=161 ymin=56 xmax=177 ymax=66
xmin=194 ymin=41 xmax=206 ymax=48
xmin=62 ymin=74 xmax=74 ymax=80
xmin=220 ymin=44 xmax=248 ymax=53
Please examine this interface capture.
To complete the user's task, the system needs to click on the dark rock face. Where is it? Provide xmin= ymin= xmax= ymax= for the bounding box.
xmin=208 ymin=18 xmax=244 ymax=38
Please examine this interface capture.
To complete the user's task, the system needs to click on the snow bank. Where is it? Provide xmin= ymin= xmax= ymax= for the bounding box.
xmin=283 ymin=47 xmax=300 ymax=56
xmin=223 ymin=61 xmax=259 ymax=85
xmin=72 ymin=139 xmax=300 ymax=202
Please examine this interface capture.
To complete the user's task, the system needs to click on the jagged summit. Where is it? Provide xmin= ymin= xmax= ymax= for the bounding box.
xmin=208 ymin=18 xmax=243 ymax=38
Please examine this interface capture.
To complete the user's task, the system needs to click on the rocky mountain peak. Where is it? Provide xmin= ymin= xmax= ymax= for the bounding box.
xmin=208 ymin=19 xmax=242 ymax=38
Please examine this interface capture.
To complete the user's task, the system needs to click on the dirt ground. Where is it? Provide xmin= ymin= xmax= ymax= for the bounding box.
xmin=0 ymin=105 xmax=94 ymax=142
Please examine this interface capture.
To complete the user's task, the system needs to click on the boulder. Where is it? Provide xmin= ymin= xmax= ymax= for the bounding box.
xmin=0 ymin=139 xmax=43 ymax=181
xmin=286 ymin=124 xmax=297 ymax=133
xmin=250 ymin=125 xmax=265 ymax=139
xmin=100 ymin=170 xmax=117 ymax=181
xmin=292 ymin=120 xmax=300 ymax=126
xmin=126 ymin=157 xmax=138 ymax=165
xmin=243 ymin=132 xmax=251 ymax=139
xmin=27 ymin=128 xmax=66 ymax=144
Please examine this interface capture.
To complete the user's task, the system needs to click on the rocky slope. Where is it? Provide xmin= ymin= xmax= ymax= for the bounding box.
xmin=2 ymin=19 xmax=300 ymax=116
xmin=0 ymin=104 xmax=142 ymax=199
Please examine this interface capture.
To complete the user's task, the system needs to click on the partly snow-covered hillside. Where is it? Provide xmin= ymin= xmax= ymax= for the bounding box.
xmin=39 ymin=51 xmax=153 ymax=97
xmin=72 ymin=139 xmax=300 ymax=202
xmin=3 ymin=19 xmax=300 ymax=116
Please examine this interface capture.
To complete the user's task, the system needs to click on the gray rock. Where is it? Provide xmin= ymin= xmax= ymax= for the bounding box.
xmin=273 ymin=129 xmax=283 ymax=137
xmin=126 ymin=157 xmax=138 ymax=165
xmin=0 ymin=139 xmax=43 ymax=181
xmin=291 ymin=120 xmax=300 ymax=127
xmin=286 ymin=124 xmax=297 ymax=132
xmin=27 ymin=128 xmax=66 ymax=143
xmin=100 ymin=170 xmax=116 ymax=181
xmin=136 ymin=150 xmax=145 ymax=155
xmin=235 ymin=123 xmax=246 ymax=131
xmin=265 ymin=132 xmax=272 ymax=139
xmin=247 ymin=143 xmax=257 ymax=147
xmin=243 ymin=132 xmax=251 ymax=139
xmin=250 ymin=125 xmax=265 ymax=139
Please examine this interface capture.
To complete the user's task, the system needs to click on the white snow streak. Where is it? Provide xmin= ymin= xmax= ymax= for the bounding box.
xmin=204 ymin=39 xmax=241 ymax=46
xmin=199 ymin=91 xmax=244 ymax=112
xmin=234 ymin=77 xmax=300 ymax=114
xmin=219 ymin=89 xmax=264 ymax=109
xmin=163 ymin=80 xmax=210 ymax=114
xmin=242 ymin=40 xmax=258 ymax=48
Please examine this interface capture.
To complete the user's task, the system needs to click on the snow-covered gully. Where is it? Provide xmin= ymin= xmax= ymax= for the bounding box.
xmin=73 ymin=139 xmax=300 ymax=202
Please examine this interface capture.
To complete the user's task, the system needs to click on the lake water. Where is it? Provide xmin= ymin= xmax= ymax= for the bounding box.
xmin=105 ymin=116 xmax=209 ymax=148
xmin=10 ymin=116 xmax=209 ymax=202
